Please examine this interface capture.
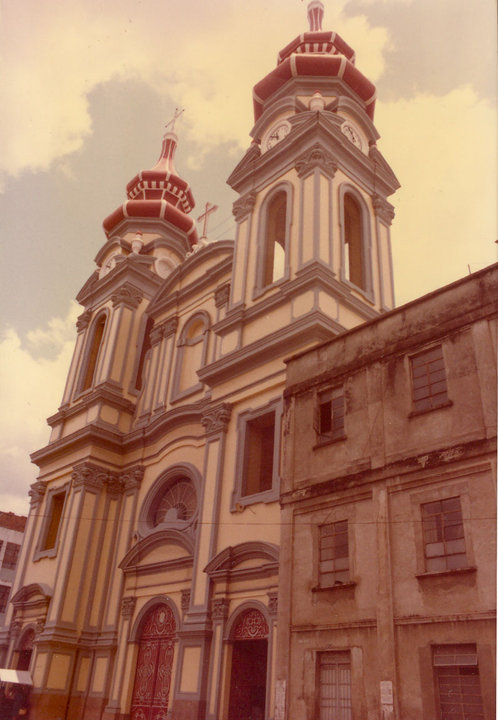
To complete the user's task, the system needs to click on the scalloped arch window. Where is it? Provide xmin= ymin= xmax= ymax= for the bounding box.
xmin=153 ymin=478 xmax=197 ymax=526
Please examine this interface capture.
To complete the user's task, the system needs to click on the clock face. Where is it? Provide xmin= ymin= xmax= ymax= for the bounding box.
xmin=341 ymin=123 xmax=363 ymax=150
xmin=265 ymin=121 xmax=290 ymax=150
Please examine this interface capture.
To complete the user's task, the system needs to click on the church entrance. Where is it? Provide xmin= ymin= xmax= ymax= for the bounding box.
xmin=130 ymin=603 xmax=176 ymax=720
xmin=227 ymin=609 xmax=269 ymax=720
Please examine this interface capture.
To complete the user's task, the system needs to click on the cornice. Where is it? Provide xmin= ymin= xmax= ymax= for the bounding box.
xmin=72 ymin=461 xmax=119 ymax=492
xmin=125 ymin=401 xmax=207 ymax=451
xmin=295 ymin=142 xmax=338 ymax=179
xmin=48 ymin=382 xmax=136 ymax=428
xmin=228 ymin=108 xmax=399 ymax=199
xmin=150 ymin=316 xmax=178 ymax=345
xmin=214 ymin=283 xmax=231 ymax=309
xmin=77 ymin=255 xmax=162 ymax=308
xmin=198 ymin=310 xmax=343 ymax=387
xmin=213 ymin=262 xmax=378 ymax=338
xmin=30 ymin=422 xmax=124 ymax=467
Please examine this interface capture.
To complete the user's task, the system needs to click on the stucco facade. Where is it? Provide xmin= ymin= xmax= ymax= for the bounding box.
xmin=278 ymin=264 xmax=497 ymax=719
xmin=0 ymin=4 xmax=403 ymax=719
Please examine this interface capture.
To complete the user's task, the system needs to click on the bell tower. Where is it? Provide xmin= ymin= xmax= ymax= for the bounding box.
xmin=227 ymin=0 xmax=399 ymax=337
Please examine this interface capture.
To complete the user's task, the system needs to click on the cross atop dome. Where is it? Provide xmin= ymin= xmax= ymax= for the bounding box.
xmin=307 ymin=1 xmax=324 ymax=32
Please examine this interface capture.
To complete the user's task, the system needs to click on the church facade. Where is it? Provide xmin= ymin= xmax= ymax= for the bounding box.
xmin=6 ymin=2 xmax=493 ymax=719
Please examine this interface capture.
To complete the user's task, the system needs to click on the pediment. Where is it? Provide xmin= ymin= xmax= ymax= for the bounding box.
xmin=11 ymin=583 xmax=52 ymax=612
xmin=204 ymin=541 xmax=279 ymax=581
xmin=120 ymin=529 xmax=194 ymax=574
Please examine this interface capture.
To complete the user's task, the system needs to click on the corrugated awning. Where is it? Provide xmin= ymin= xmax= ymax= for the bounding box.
xmin=0 ymin=669 xmax=32 ymax=685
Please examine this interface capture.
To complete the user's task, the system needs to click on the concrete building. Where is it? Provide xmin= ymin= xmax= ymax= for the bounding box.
xmin=0 ymin=3 xmax=402 ymax=719
xmin=0 ymin=513 xmax=26 ymax=628
xmin=277 ymin=263 xmax=497 ymax=720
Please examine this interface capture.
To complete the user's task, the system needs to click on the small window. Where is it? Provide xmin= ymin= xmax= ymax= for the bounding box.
xmin=81 ymin=313 xmax=107 ymax=391
xmin=135 ymin=316 xmax=153 ymax=392
xmin=0 ymin=585 xmax=10 ymax=613
xmin=172 ymin=313 xmax=209 ymax=400
xmin=411 ymin=345 xmax=449 ymax=413
xmin=2 ymin=542 xmax=20 ymax=570
xmin=243 ymin=411 xmax=276 ymax=497
xmin=153 ymin=478 xmax=197 ymax=527
xmin=316 ymin=388 xmax=345 ymax=443
xmin=41 ymin=490 xmax=66 ymax=551
xmin=232 ymin=401 xmax=282 ymax=509
xmin=318 ymin=651 xmax=352 ymax=720
xmin=433 ymin=644 xmax=485 ymax=720
xmin=319 ymin=521 xmax=349 ymax=586
xmin=421 ymin=497 xmax=467 ymax=572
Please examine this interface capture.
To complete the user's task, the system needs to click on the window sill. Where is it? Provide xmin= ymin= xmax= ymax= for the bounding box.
xmin=313 ymin=434 xmax=347 ymax=449
xmin=312 ymin=581 xmax=356 ymax=593
xmin=230 ymin=488 xmax=279 ymax=512
xmin=409 ymin=400 xmax=453 ymax=418
xmin=416 ymin=566 xmax=476 ymax=580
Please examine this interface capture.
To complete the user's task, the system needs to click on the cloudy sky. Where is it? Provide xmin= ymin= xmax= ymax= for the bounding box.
xmin=0 ymin=0 xmax=496 ymax=515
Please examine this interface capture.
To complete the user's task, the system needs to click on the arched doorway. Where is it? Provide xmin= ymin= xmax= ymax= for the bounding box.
xmin=130 ymin=603 xmax=176 ymax=720
xmin=228 ymin=608 xmax=269 ymax=720
xmin=16 ymin=629 xmax=34 ymax=671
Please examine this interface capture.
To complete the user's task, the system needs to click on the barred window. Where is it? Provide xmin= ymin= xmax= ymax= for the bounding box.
xmin=411 ymin=345 xmax=449 ymax=412
xmin=433 ymin=644 xmax=484 ymax=720
xmin=421 ymin=497 xmax=467 ymax=572
xmin=319 ymin=521 xmax=349 ymax=586
xmin=2 ymin=542 xmax=20 ymax=570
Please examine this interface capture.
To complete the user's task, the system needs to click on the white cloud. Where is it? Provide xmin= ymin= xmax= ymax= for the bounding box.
xmin=0 ymin=0 xmax=390 ymax=183
xmin=376 ymin=86 xmax=497 ymax=302
xmin=0 ymin=302 xmax=79 ymax=514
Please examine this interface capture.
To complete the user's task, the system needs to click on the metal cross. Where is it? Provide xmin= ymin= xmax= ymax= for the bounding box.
xmin=197 ymin=202 xmax=219 ymax=240
xmin=164 ymin=107 xmax=185 ymax=133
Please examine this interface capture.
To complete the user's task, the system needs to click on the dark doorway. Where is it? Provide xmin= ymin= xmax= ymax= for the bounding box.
xmin=228 ymin=638 xmax=267 ymax=720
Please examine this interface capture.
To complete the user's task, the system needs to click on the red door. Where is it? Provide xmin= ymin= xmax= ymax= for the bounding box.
xmin=130 ymin=604 xmax=176 ymax=720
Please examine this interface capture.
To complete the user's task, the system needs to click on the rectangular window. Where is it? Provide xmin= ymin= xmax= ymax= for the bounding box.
xmin=411 ymin=345 xmax=449 ymax=413
xmin=41 ymin=490 xmax=66 ymax=551
xmin=433 ymin=644 xmax=484 ymax=720
xmin=242 ymin=410 xmax=276 ymax=497
xmin=319 ymin=521 xmax=349 ymax=586
xmin=2 ymin=542 xmax=20 ymax=570
xmin=316 ymin=388 xmax=345 ymax=443
xmin=421 ymin=497 xmax=467 ymax=572
xmin=0 ymin=585 xmax=9 ymax=613
xmin=318 ymin=651 xmax=352 ymax=720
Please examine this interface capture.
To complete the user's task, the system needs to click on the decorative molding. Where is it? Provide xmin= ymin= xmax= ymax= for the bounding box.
xmin=35 ymin=619 xmax=45 ymax=636
xmin=111 ymin=283 xmax=143 ymax=309
xmin=10 ymin=621 xmax=22 ymax=638
xmin=233 ymin=609 xmax=269 ymax=640
xmin=150 ymin=325 xmax=164 ymax=346
xmin=232 ymin=191 xmax=257 ymax=222
xmin=72 ymin=462 xmax=116 ymax=492
xmin=372 ymin=193 xmax=395 ymax=225
xmin=181 ymin=589 xmax=191 ymax=613
xmin=121 ymin=596 xmax=136 ymax=619
xmin=29 ymin=481 xmax=47 ymax=507
xmin=214 ymin=283 xmax=231 ymax=309
xmin=121 ymin=466 xmax=145 ymax=491
xmin=212 ymin=598 xmax=229 ymax=621
xmin=105 ymin=475 xmax=125 ymax=497
xmin=163 ymin=316 xmax=179 ymax=338
xmin=295 ymin=143 xmax=338 ymax=179
xmin=268 ymin=591 xmax=278 ymax=617
xmin=201 ymin=402 xmax=232 ymax=436
xmin=76 ymin=309 xmax=92 ymax=332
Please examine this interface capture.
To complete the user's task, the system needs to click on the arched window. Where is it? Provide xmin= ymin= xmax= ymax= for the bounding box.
xmin=259 ymin=188 xmax=290 ymax=290
xmin=341 ymin=188 xmax=371 ymax=294
xmin=80 ymin=312 xmax=107 ymax=391
xmin=172 ymin=313 xmax=210 ymax=400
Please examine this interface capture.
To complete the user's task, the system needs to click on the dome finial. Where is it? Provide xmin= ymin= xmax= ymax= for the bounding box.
xmin=307 ymin=1 xmax=324 ymax=31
